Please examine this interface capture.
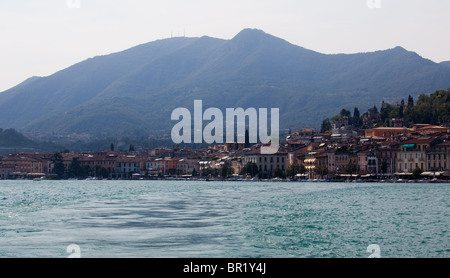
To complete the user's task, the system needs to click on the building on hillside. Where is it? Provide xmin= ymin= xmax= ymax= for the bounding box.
xmin=365 ymin=127 xmax=410 ymax=139
xmin=412 ymin=124 xmax=449 ymax=135
xmin=362 ymin=106 xmax=380 ymax=126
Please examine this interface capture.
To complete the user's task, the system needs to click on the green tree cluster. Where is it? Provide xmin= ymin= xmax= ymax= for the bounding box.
xmin=406 ymin=89 xmax=450 ymax=126
xmin=286 ymin=163 xmax=306 ymax=177
xmin=321 ymin=107 xmax=364 ymax=133
xmin=240 ymin=162 xmax=259 ymax=177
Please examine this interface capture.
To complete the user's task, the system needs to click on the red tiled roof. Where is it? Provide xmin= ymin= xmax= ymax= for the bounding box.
xmin=401 ymin=137 xmax=435 ymax=144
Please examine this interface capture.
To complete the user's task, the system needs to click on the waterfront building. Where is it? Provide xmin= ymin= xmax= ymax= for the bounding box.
xmin=396 ymin=137 xmax=435 ymax=174
xmin=0 ymin=153 xmax=46 ymax=177
xmin=116 ymin=156 xmax=145 ymax=178
xmin=154 ymin=157 xmax=177 ymax=176
xmin=244 ymin=148 xmax=288 ymax=178
xmin=425 ymin=140 xmax=450 ymax=178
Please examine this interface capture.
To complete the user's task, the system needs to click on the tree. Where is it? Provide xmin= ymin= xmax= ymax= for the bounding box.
xmin=273 ymin=168 xmax=285 ymax=179
xmin=240 ymin=162 xmax=259 ymax=177
xmin=314 ymin=165 xmax=329 ymax=179
xmin=51 ymin=152 xmax=65 ymax=179
xmin=201 ymin=167 xmax=213 ymax=177
xmin=68 ymin=157 xmax=83 ymax=178
xmin=110 ymin=143 xmax=115 ymax=151
xmin=340 ymin=109 xmax=351 ymax=118
xmin=221 ymin=163 xmax=233 ymax=178
xmin=320 ymin=118 xmax=332 ymax=133
xmin=343 ymin=161 xmax=358 ymax=175
xmin=412 ymin=167 xmax=423 ymax=180
xmin=407 ymin=95 xmax=414 ymax=108
xmin=399 ymin=101 xmax=404 ymax=119
xmin=352 ymin=107 xmax=362 ymax=128
xmin=286 ymin=163 xmax=306 ymax=178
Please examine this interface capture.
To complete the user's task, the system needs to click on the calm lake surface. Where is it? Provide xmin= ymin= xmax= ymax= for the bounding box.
xmin=0 ymin=180 xmax=448 ymax=258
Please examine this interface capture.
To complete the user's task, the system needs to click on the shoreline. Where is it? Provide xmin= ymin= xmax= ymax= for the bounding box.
xmin=2 ymin=177 xmax=449 ymax=183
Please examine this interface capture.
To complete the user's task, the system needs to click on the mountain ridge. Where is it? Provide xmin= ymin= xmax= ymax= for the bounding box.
xmin=1 ymin=28 xmax=450 ymax=137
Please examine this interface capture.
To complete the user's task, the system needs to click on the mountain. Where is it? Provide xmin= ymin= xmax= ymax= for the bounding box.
xmin=0 ymin=128 xmax=63 ymax=154
xmin=440 ymin=61 xmax=450 ymax=68
xmin=1 ymin=28 xmax=450 ymax=137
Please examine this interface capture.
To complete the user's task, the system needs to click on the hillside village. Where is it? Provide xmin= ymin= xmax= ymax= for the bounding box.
xmin=1 ymin=91 xmax=450 ymax=182
xmin=1 ymin=122 xmax=450 ymax=182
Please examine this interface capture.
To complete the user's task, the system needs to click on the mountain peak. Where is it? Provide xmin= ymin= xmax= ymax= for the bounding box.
xmin=232 ymin=28 xmax=272 ymax=41
xmin=393 ymin=46 xmax=407 ymax=51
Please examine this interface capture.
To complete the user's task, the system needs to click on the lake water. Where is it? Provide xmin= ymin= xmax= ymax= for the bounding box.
xmin=0 ymin=180 xmax=448 ymax=258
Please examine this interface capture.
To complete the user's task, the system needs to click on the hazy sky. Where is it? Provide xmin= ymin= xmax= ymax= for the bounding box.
xmin=1 ymin=0 xmax=449 ymax=92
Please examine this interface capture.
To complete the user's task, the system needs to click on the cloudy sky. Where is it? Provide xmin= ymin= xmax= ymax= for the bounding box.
xmin=1 ymin=0 xmax=449 ymax=92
